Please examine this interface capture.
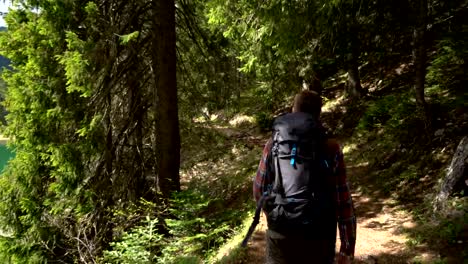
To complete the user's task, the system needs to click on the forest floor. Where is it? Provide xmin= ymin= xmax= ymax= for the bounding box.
xmin=186 ymin=69 xmax=467 ymax=263
xmin=207 ymin=96 xmax=466 ymax=264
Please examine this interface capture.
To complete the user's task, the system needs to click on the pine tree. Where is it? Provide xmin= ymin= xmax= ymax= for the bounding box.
xmin=0 ymin=1 xmax=94 ymax=261
xmin=0 ymin=0 xmax=183 ymax=261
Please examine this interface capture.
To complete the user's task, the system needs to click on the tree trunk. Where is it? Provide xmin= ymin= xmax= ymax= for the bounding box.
xmin=434 ymin=136 xmax=468 ymax=213
xmin=413 ymin=0 xmax=428 ymax=110
xmin=106 ymin=92 xmax=113 ymax=190
xmin=305 ymin=74 xmax=323 ymax=95
xmin=345 ymin=24 xmax=364 ymax=100
xmin=346 ymin=56 xmax=363 ymax=99
xmin=152 ymin=0 xmax=181 ymax=197
xmin=129 ymin=75 xmax=147 ymax=201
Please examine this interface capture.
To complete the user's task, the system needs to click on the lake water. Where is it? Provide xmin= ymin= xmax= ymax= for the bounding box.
xmin=0 ymin=144 xmax=13 ymax=172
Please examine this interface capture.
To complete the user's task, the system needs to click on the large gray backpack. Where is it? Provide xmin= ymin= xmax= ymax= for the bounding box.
xmin=265 ymin=112 xmax=336 ymax=234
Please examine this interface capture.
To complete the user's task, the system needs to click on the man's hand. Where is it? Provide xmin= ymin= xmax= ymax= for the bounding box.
xmin=337 ymin=253 xmax=352 ymax=264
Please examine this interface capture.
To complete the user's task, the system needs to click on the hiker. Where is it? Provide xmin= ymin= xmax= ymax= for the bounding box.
xmin=253 ymin=90 xmax=356 ymax=264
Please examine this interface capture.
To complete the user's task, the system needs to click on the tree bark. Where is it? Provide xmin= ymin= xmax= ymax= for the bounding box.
xmin=152 ymin=0 xmax=181 ymax=197
xmin=305 ymin=74 xmax=323 ymax=95
xmin=413 ymin=0 xmax=428 ymax=110
xmin=434 ymin=136 xmax=468 ymax=213
xmin=346 ymin=55 xmax=363 ymax=99
xmin=129 ymin=74 xmax=147 ymax=201
xmin=345 ymin=24 xmax=364 ymax=100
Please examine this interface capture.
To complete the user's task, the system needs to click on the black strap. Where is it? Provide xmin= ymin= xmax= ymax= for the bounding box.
xmin=241 ymin=195 xmax=265 ymax=247
xmin=272 ymin=133 xmax=285 ymax=198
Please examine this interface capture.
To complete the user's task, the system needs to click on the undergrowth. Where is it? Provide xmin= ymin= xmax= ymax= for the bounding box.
xmin=103 ymin=30 xmax=468 ymax=262
xmin=341 ymin=32 xmax=468 ymax=262
xmin=102 ymin=118 xmax=261 ymax=263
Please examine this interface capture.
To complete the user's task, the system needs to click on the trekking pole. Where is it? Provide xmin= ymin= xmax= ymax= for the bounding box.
xmin=241 ymin=195 xmax=265 ymax=247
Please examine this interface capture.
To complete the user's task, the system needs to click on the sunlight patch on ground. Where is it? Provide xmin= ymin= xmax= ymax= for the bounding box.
xmin=322 ymin=94 xmax=346 ymax=113
xmin=342 ymin=143 xmax=358 ymax=155
xmin=352 ymin=195 xmax=440 ymax=264
xmin=180 ymin=143 xmax=259 ymax=196
xmin=347 ymin=162 xmax=369 ymax=169
xmin=231 ymin=145 xmax=243 ymax=157
xmin=228 ymin=114 xmax=255 ymax=128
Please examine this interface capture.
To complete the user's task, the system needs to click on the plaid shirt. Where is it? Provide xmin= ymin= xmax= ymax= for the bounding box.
xmin=253 ymin=138 xmax=357 ymax=257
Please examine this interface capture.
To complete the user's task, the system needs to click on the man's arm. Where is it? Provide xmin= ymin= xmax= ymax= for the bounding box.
xmin=253 ymin=139 xmax=273 ymax=202
xmin=332 ymin=143 xmax=357 ymax=258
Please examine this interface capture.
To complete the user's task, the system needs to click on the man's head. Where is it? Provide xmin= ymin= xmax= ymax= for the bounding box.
xmin=292 ymin=90 xmax=322 ymax=118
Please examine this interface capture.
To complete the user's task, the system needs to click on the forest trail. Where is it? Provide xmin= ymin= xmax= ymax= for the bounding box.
xmin=239 ymin=139 xmax=440 ymax=264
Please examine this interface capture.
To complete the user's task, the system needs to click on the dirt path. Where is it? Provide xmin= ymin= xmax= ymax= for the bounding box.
xmin=242 ymin=166 xmax=439 ymax=264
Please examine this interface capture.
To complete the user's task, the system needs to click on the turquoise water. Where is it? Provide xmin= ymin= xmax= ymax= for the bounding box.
xmin=0 ymin=144 xmax=13 ymax=172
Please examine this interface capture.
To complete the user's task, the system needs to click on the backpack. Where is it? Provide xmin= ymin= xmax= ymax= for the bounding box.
xmin=264 ymin=112 xmax=336 ymax=234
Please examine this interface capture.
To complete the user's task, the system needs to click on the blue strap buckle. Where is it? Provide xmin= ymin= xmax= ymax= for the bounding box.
xmin=290 ymin=144 xmax=297 ymax=166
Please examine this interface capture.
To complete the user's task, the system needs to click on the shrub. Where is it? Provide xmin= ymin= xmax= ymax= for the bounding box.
xmin=103 ymin=190 xmax=245 ymax=263
xmin=255 ymin=112 xmax=274 ymax=132
xmin=102 ymin=216 xmax=163 ymax=264
xmin=427 ymin=37 xmax=468 ymax=92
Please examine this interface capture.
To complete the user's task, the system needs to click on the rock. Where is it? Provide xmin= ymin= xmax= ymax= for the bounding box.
xmin=434 ymin=129 xmax=445 ymax=137
xmin=419 ymin=175 xmax=430 ymax=182
xmin=434 ymin=136 xmax=468 ymax=213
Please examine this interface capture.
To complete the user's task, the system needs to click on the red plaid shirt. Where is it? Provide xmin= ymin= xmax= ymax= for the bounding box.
xmin=253 ymin=138 xmax=357 ymax=257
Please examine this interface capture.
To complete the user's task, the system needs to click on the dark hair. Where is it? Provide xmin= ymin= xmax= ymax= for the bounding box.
xmin=292 ymin=90 xmax=322 ymax=117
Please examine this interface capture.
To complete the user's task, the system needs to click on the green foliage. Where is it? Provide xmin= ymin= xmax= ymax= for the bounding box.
xmin=403 ymin=206 xmax=468 ymax=264
xmin=103 ymin=216 xmax=163 ymax=264
xmin=205 ymin=0 xmax=415 ymax=103
xmin=176 ymin=0 xmax=249 ymax=119
xmin=349 ymin=87 xmax=435 ymax=197
xmin=0 ymin=1 xmax=104 ymax=262
xmin=358 ymin=91 xmax=418 ymax=132
xmin=427 ymin=36 xmax=468 ymax=92
xmin=119 ymin=31 xmax=140 ymax=45
xmin=0 ymin=0 xmax=465 ymax=262
xmin=172 ymin=256 xmax=202 ymax=264
xmin=162 ymin=192 xmax=231 ymax=261
xmin=437 ymin=213 xmax=468 ymax=245
xmin=358 ymin=95 xmax=397 ymax=130
xmin=254 ymin=112 xmax=273 ymax=132
xmin=56 ymin=31 xmax=92 ymax=97
xmin=103 ymin=190 xmax=248 ymax=263
xmin=205 ymin=0 xmax=312 ymax=107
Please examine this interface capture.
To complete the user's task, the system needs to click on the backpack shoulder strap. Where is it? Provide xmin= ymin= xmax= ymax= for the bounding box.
xmin=271 ymin=132 xmax=286 ymax=200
